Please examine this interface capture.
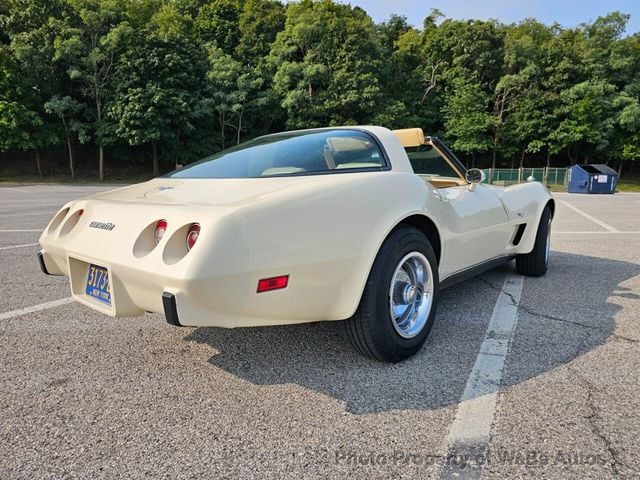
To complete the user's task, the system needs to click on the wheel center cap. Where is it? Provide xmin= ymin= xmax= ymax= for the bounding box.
xmin=403 ymin=285 xmax=416 ymax=303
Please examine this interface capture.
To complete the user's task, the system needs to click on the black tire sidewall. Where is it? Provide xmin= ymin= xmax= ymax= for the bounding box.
xmin=516 ymin=205 xmax=552 ymax=276
xmin=532 ymin=207 xmax=552 ymax=270
xmin=367 ymin=228 xmax=439 ymax=360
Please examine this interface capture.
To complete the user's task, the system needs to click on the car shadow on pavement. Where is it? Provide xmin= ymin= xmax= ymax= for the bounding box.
xmin=184 ymin=252 xmax=639 ymax=414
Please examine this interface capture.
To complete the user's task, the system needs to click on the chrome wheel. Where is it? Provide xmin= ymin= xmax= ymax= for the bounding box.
xmin=389 ymin=252 xmax=434 ymax=339
xmin=544 ymin=217 xmax=551 ymax=264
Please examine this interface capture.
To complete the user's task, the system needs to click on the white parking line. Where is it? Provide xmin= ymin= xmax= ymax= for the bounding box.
xmin=554 ymin=231 xmax=640 ymax=234
xmin=0 ymin=243 xmax=39 ymax=251
xmin=0 ymin=298 xmax=74 ymax=321
xmin=439 ymin=274 xmax=524 ymax=479
xmin=559 ymin=200 xmax=620 ymax=233
xmin=0 ymin=202 xmax=59 ymax=206
xmin=0 ymin=229 xmax=42 ymax=232
xmin=0 ymin=187 xmax=31 ymax=193
xmin=0 ymin=211 xmax=56 ymax=217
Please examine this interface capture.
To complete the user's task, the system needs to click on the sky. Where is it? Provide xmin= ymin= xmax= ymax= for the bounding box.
xmin=335 ymin=0 xmax=640 ymax=34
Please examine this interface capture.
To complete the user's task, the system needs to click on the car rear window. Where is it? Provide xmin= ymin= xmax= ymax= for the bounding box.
xmin=165 ymin=129 xmax=387 ymax=179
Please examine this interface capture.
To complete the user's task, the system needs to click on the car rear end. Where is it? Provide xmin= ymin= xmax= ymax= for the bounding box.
xmin=38 ymin=192 xmax=252 ymax=327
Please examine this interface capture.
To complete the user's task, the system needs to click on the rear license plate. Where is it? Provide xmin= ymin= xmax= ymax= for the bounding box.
xmin=85 ymin=264 xmax=111 ymax=305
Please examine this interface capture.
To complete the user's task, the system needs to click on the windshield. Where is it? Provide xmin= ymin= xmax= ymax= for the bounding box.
xmin=165 ymin=129 xmax=387 ymax=179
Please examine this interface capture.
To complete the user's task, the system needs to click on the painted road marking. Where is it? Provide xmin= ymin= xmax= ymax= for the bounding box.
xmin=0 ymin=187 xmax=31 ymax=193
xmin=0 ymin=298 xmax=74 ymax=321
xmin=553 ymin=191 xmax=640 ymax=195
xmin=0 ymin=243 xmax=39 ymax=251
xmin=0 ymin=211 xmax=56 ymax=217
xmin=559 ymin=200 xmax=620 ymax=233
xmin=554 ymin=231 xmax=640 ymax=234
xmin=0 ymin=229 xmax=42 ymax=232
xmin=439 ymin=274 xmax=524 ymax=479
xmin=0 ymin=202 xmax=61 ymax=206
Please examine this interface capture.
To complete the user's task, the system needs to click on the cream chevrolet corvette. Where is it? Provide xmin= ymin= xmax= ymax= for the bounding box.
xmin=38 ymin=126 xmax=554 ymax=362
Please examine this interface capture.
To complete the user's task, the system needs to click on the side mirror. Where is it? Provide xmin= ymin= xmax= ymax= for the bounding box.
xmin=465 ymin=168 xmax=486 ymax=191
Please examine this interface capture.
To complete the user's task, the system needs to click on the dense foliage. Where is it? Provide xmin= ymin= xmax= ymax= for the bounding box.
xmin=1 ymin=0 xmax=639 ymax=179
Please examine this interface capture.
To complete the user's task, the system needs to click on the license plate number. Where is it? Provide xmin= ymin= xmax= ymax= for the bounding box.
xmin=85 ymin=264 xmax=111 ymax=305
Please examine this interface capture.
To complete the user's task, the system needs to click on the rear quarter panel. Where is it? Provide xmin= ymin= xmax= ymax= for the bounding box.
xmin=232 ymin=171 xmax=437 ymax=324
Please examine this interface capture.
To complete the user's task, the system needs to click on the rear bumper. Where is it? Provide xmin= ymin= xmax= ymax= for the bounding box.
xmin=38 ymin=246 xmax=357 ymax=328
xmin=38 ymin=248 xmax=243 ymax=328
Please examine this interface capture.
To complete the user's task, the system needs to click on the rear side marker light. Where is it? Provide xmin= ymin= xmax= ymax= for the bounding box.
xmin=257 ymin=275 xmax=289 ymax=293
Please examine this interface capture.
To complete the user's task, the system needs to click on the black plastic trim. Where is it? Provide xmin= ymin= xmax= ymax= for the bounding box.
xmin=162 ymin=292 xmax=181 ymax=326
xmin=37 ymin=252 xmax=51 ymax=275
xmin=512 ymin=223 xmax=527 ymax=246
xmin=440 ymin=256 xmax=515 ymax=289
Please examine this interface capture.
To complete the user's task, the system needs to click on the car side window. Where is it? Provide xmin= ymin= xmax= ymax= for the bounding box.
xmin=405 ymin=145 xmax=461 ymax=178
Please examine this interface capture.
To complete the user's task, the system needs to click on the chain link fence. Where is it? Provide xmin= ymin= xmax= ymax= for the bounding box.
xmin=481 ymin=167 xmax=567 ymax=187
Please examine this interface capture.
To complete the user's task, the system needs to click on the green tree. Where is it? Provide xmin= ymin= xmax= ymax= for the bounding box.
xmin=581 ymin=12 xmax=630 ymax=83
xmin=504 ymin=89 xmax=557 ymax=168
xmin=149 ymin=1 xmax=193 ymax=37
xmin=45 ymin=95 xmax=86 ymax=178
xmin=236 ymin=0 xmax=285 ymax=64
xmin=195 ymin=0 xmax=240 ymax=54
xmin=419 ymin=16 xmax=505 ymax=160
xmin=442 ymin=78 xmax=494 ymax=166
xmin=374 ymin=21 xmax=428 ymax=129
xmin=206 ymin=45 xmax=241 ymax=149
xmin=234 ymin=0 xmax=286 ymax=136
xmin=0 ymin=46 xmax=58 ymax=176
xmin=2 ymin=1 xmax=640 ymax=178
xmin=424 ymin=18 xmax=504 ymax=88
xmin=497 ymin=20 xmax=558 ymax=167
xmin=268 ymin=0 xmax=382 ymax=128
xmin=611 ymin=91 xmax=640 ymax=176
xmin=1 ymin=0 xmax=69 ymax=175
xmin=108 ymin=33 xmax=207 ymax=175
xmin=52 ymin=0 xmax=132 ymax=180
xmin=551 ymin=80 xmax=618 ymax=163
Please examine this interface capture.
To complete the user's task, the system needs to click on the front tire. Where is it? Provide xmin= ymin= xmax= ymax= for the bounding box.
xmin=516 ymin=205 xmax=552 ymax=277
xmin=345 ymin=226 xmax=439 ymax=362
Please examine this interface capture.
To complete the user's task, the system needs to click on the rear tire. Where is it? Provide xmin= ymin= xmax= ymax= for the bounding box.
xmin=516 ymin=206 xmax=552 ymax=277
xmin=345 ymin=226 xmax=439 ymax=362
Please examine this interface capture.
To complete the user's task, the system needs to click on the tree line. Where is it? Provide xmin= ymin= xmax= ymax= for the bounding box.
xmin=1 ymin=0 xmax=639 ymax=180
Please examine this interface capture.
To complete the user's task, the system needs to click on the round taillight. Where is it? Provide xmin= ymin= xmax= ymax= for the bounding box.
xmin=186 ymin=223 xmax=200 ymax=251
xmin=154 ymin=220 xmax=168 ymax=245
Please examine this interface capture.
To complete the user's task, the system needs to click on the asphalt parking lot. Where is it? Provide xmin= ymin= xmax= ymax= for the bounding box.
xmin=0 ymin=185 xmax=638 ymax=479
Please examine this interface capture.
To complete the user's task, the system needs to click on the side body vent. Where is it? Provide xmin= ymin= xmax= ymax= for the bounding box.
xmin=512 ymin=224 xmax=527 ymax=246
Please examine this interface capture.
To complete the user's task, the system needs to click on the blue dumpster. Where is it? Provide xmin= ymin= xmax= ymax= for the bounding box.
xmin=567 ymin=164 xmax=618 ymax=194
